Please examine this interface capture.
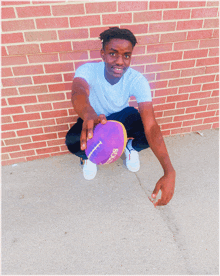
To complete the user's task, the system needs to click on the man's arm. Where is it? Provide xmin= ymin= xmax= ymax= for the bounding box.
xmin=138 ymin=101 xmax=176 ymax=206
xmin=71 ymin=77 xmax=107 ymax=150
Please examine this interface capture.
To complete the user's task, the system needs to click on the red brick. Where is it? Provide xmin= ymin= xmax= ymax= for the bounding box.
xmin=52 ymin=3 xmax=84 ymax=16
xmin=52 ymin=101 xmax=72 ymax=110
xmin=187 ymin=30 xmax=213 ymax=40
xmin=2 ymin=77 xmax=32 ymax=87
xmin=16 ymin=5 xmax=51 ymax=17
xmin=184 ymin=49 xmax=208 ymax=59
xmin=28 ymin=53 xmax=59 ymax=63
xmin=161 ymin=129 xmax=171 ymax=136
xmin=204 ymin=19 xmax=219 ymax=28
xmin=48 ymin=83 xmax=72 ymax=92
xmin=200 ymin=39 xmax=219 ymax=48
xmin=19 ymin=85 xmax=48 ymax=95
xmin=41 ymin=42 xmax=72 ymax=53
xmin=2 ymin=46 xmax=8 ymax=56
xmin=152 ymin=97 xmax=166 ymax=105
xmin=169 ymin=78 xmax=192 ymax=87
xmin=2 ymin=33 xmax=24 ymax=44
xmin=26 ymin=154 xmax=50 ymax=162
xmin=32 ymin=133 xmax=57 ymax=142
xmin=163 ymin=9 xmax=190 ymax=20
xmin=158 ymin=51 xmax=183 ymax=63
xmin=156 ymin=70 xmax=180 ymax=80
xmin=130 ymin=65 xmax=145 ymax=73
xmin=29 ymin=119 xmax=55 ymax=128
xmin=2 ymin=7 xmax=16 ymax=19
xmin=133 ymin=11 xmax=162 ymax=22
xmin=199 ymin=97 xmax=219 ymax=105
xmin=181 ymin=67 xmax=206 ymax=77
xmin=179 ymin=1 xmax=206 ymax=8
xmin=196 ymin=57 xmax=219 ymax=67
xmin=13 ymin=65 xmax=44 ymax=76
xmin=44 ymin=62 xmax=74 ymax=73
xmin=8 ymin=95 xmax=37 ymax=105
xmin=150 ymin=80 xmax=168 ymax=90
xmin=131 ymin=55 xmax=156 ymax=65
xmin=206 ymin=65 xmax=219 ymax=74
xmin=38 ymin=93 xmax=65 ymax=103
xmin=10 ymin=150 xmax=35 ymax=158
xmin=47 ymin=138 xmax=65 ymax=147
xmin=2 ymin=55 xmax=28 ymax=66
xmin=164 ymin=109 xmax=185 ymax=116
xmin=212 ymin=90 xmax=219 ymax=97
xmin=2 ymin=158 xmax=27 ymax=166
xmin=177 ymin=20 xmax=203 ymax=30
xmin=195 ymin=111 xmax=216 ymax=119
xmin=36 ymin=17 xmax=68 ymax=29
xmin=206 ymin=1 xmax=219 ymax=6
xmin=137 ymin=34 xmax=159 ymax=45
xmin=191 ymin=8 xmax=218 ymax=18
xmin=171 ymin=60 xmax=195 ymax=70
xmin=24 ymin=103 xmax=52 ymax=113
xmin=118 ymin=1 xmax=148 ymax=11
xmin=41 ymin=110 xmax=68 ymax=119
xmin=167 ymin=94 xmax=189 ymax=102
xmin=186 ymin=105 xmax=207 ymax=114
xmin=183 ymin=119 xmax=203 ymax=126
xmin=171 ymin=127 xmax=192 ymax=135
xmin=192 ymin=124 xmax=212 ymax=131
xmin=2 ymin=1 xmax=31 ymax=6
xmin=72 ymin=40 xmax=101 ymax=51
xmin=56 ymin=117 xmax=74 ymax=125
xmin=89 ymin=25 xmax=119 ymax=38
xmin=36 ymin=146 xmax=60 ymax=155
xmin=68 ymin=109 xmax=77 ymax=116
xmin=58 ymin=29 xmax=89 ymax=40
xmin=147 ymin=43 xmax=172 ymax=53
xmin=17 ymin=128 xmax=43 ymax=137
xmin=149 ymin=22 xmax=176 ymax=33
xmin=202 ymin=82 xmax=219 ymax=91
xmin=192 ymin=75 xmax=215 ymax=84
xmin=207 ymin=103 xmax=219 ymax=110
xmin=153 ymin=103 xmax=175 ymax=111
xmin=213 ymin=29 xmax=219 ymax=38
xmin=90 ymin=50 xmax=103 ymax=59
xmin=155 ymin=88 xmax=178 ymax=97
xmin=145 ymin=63 xmax=170 ymax=73
xmin=160 ymin=32 xmax=187 ymax=43
xmin=204 ymin=117 xmax=219 ymax=124
xmin=44 ymin=125 xmax=68 ymax=133
xmin=70 ymin=15 xmax=100 ymax=27
xmin=212 ymin=122 xmax=219 ymax=128
xmin=2 ymin=88 xmax=18 ymax=97
xmin=85 ymin=2 xmax=116 ymax=14
xmin=7 ymin=44 xmax=40 ymax=55
xmin=209 ymin=48 xmax=219 ymax=57
xmin=33 ymin=74 xmax=62 ymax=84
xmin=161 ymin=122 xmax=182 ymax=130
xmin=13 ymin=113 xmax=41 ymax=122
xmin=174 ymin=41 xmax=199 ymax=51
xmin=2 ymin=67 xmax=13 ymax=77
xmin=1 ymin=98 xmax=7 ymax=106
xmin=102 ymin=13 xmax=132 ymax=25
xmin=143 ymin=73 xmax=155 ymax=81
xmin=2 ymin=145 xmax=21 ymax=153
xmin=2 ymin=131 xmax=16 ymax=139
xmin=120 ymin=24 xmax=148 ymax=35
xmin=2 ymin=106 xmax=24 ymax=115
xmin=150 ymin=1 xmax=178 ymax=9
xmin=5 ymin=136 xmax=31 ymax=146
xmin=21 ymin=141 xmax=47 ymax=150
xmin=58 ymin=131 xmax=68 ymax=138
xmin=156 ymin=117 xmax=173 ymax=125
xmin=189 ymin=91 xmax=212 ymax=100
xmin=2 ymin=116 xmax=12 ymax=124
xmin=2 ymin=19 xmax=35 ymax=32
xmin=24 ymin=31 xmax=57 ymax=42
xmin=174 ymin=114 xmax=195 ymax=122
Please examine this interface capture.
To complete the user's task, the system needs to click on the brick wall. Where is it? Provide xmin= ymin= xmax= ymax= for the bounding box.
xmin=1 ymin=0 xmax=219 ymax=166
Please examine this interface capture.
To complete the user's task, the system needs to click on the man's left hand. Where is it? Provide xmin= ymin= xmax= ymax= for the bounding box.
xmin=150 ymin=170 xmax=176 ymax=207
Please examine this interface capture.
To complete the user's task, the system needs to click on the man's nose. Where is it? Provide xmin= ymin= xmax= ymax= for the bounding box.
xmin=116 ymin=54 xmax=124 ymax=65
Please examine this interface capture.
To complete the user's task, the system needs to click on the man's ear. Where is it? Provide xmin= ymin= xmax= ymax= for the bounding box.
xmin=100 ymin=48 xmax=105 ymax=61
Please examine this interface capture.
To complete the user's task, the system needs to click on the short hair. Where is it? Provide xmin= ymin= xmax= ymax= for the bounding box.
xmin=99 ymin=27 xmax=137 ymax=49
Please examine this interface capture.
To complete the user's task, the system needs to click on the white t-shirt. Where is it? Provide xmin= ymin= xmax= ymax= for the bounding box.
xmin=74 ymin=61 xmax=152 ymax=117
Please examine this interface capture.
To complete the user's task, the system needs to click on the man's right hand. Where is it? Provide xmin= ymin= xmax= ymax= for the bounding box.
xmin=80 ymin=113 xmax=107 ymax=150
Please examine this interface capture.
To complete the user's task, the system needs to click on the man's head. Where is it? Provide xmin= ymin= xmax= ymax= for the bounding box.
xmin=99 ymin=27 xmax=137 ymax=83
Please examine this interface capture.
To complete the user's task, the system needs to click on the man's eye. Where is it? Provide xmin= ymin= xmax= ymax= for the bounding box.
xmin=125 ymin=55 xmax=130 ymax=59
xmin=110 ymin=52 xmax=116 ymax=56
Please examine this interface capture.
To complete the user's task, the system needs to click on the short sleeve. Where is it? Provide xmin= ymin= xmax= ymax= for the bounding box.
xmin=130 ymin=75 xmax=152 ymax=103
xmin=74 ymin=63 xmax=94 ymax=85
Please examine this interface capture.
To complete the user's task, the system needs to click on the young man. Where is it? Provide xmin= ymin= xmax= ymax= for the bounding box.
xmin=66 ymin=27 xmax=176 ymax=206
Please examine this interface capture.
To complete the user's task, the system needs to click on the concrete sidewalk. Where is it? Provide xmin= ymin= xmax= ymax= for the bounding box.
xmin=2 ymin=128 xmax=219 ymax=275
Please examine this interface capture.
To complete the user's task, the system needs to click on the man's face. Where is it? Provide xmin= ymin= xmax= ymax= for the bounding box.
xmin=100 ymin=38 xmax=133 ymax=82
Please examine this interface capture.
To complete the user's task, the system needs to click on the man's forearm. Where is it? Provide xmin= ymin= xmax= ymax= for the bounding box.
xmin=145 ymin=124 xmax=175 ymax=174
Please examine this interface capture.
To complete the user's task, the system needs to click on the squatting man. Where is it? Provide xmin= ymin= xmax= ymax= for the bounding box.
xmin=65 ymin=27 xmax=176 ymax=206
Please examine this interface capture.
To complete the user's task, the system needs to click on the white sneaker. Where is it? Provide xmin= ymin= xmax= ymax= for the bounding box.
xmin=82 ymin=159 xmax=97 ymax=180
xmin=124 ymin=141 xmax=140 ymax=172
